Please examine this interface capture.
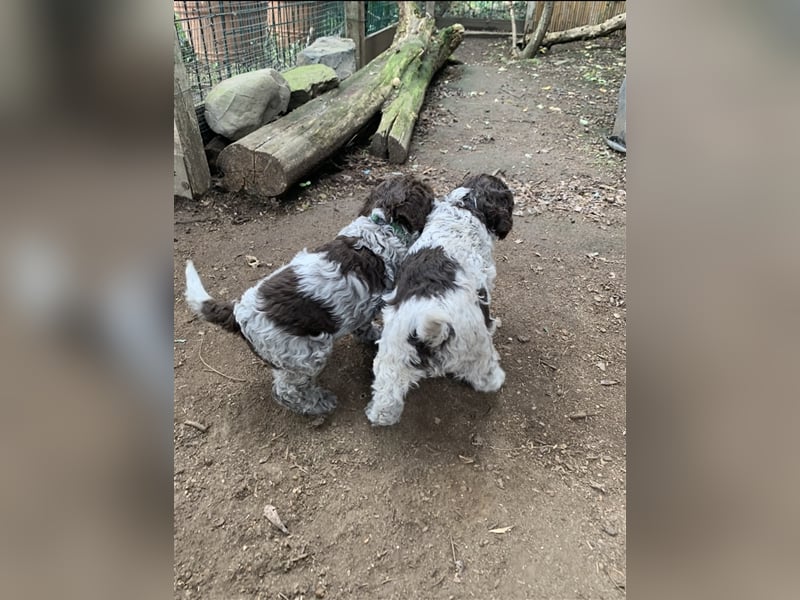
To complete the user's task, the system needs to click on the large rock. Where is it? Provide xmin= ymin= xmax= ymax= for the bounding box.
xmin=281 ymin=64 xmax=339 ymax=110
xmin=297 ymin=37 xmax=356 ymax=81
xmin=204 ymin=69 xmax=290 ymax=141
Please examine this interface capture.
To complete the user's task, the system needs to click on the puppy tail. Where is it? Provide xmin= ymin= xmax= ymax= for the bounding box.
xmin=416 ymin=310 xmax=452 ymax=348
xmin=184 ymin=260 xmax=240 ymax=334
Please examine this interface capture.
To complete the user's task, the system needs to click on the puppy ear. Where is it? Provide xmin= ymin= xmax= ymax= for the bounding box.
xmin=463 ymin=175 xmax=514 ymax=239
xmin=384 ymin=178 xmax=434 ymax=233
xmin=358 ymin=188 xmax=379 ymax=217
xmin=485 ymin=204 xmax=513 ymax=239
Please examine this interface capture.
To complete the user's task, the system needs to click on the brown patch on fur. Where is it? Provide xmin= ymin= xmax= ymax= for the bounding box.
xmin=257 ymin=267 xmax=338 ymax=337
xmin=462 ymin=174 xmax=514 ymax=239
xmin=389 ymin=247 xmax=459 ymax=306
xmin=201 ymin=300 xmax=240 ymax=334
xmin=315 ymin=236 xmax=386 ymax=293
xmin=359 ymin=175 xmax=434 ymax=234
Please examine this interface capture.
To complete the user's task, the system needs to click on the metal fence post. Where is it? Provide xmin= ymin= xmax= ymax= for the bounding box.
xmin=174 ymin=29 xmax=210 ymax=199
xmin=344 ymin=1 xmax=366 ymax=68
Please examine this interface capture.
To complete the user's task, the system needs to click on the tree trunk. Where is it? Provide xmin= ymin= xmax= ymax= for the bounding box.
xmin=542 ymin=12 xmax=626 ymax=47
xmin=218 ymin=5 xmax=438 ymax=197
xmin=519 ymin=0 xmax=553 ymax=59
xmin=509 ymin=2 xmax=518 ymax=56
xmin=370 ymin=23 xmax=464 ymax=163
xmin=523 ymin=1 xmax=537 ymax=43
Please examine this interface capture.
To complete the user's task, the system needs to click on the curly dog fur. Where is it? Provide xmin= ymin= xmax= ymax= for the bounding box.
xmin=186 ymin=175 xmax=434 ymax=416
xmin=365 ymin=174 xmax=514 ymax=426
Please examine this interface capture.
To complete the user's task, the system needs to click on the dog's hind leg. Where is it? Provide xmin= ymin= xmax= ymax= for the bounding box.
xmin=365 ymin=349 xmax=423 ymax=426
xmin=270 ymin=341 xmax=336 ymax=416
xmin=272 ymin=368 xmax=338 ymax=416
xmin=461 ymin=339 xmax=505 ymax=393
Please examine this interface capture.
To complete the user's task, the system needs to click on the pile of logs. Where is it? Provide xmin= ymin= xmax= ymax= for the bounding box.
xmin=219 ymin=4 xmax=463 ymax=197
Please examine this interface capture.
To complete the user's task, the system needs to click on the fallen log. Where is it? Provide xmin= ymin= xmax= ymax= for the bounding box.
xmin=542 ymin=12 xmax=626 ymax=47
xmin=218 ymin=5 xmax=439 ymax=197
xmin=370 ymin=23 xmax=464 ymax=163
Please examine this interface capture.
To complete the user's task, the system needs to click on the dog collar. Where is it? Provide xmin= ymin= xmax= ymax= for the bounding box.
xmin=371 ymin=213 xmax=413 ymax=245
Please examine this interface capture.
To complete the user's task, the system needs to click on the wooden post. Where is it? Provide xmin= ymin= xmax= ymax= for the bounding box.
xmin=173 ymin=29 xmax=210 ymax=199
xmin=425 ymin=1 xmax=436 ymax=18
xmin=344 ymin=1 xmax=366 ymax=69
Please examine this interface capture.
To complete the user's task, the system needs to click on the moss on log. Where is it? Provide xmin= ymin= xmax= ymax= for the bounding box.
xmin=218 ymin=5 xmax=435 ymax=197
xmin=281 ymin=64 xmax=339 ymax=110
xmin=370 ymin=23 xmax=464 ymax=163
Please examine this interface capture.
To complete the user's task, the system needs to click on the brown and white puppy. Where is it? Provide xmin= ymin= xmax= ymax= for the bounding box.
xmin=185 ymin=175 xmax=434 ymax=416
xmin=366 ymin=174 xmax=514 ymax=426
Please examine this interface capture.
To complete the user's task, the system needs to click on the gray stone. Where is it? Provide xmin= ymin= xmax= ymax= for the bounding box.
xmin=204 ymin=69 xmax=290 ymax=141
xmin=281 ymin=64 xmax=339 ymax=110
xmin=297 ymin=37 xmax=356 ymax=81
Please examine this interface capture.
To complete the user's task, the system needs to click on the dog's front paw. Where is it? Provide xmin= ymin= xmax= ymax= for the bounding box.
xmin=365 ymin=400 xmax=401 ymax=426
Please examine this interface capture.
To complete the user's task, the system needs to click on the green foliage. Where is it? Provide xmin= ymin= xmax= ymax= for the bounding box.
xmin=441 ymin=1 xmax=527 ymax=20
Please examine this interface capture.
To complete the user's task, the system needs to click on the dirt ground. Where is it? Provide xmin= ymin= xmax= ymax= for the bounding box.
xmin=174 ymin=34 xmax=626 ymax=599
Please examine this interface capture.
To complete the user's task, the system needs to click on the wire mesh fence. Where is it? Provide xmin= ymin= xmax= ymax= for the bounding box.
xmin=365 ymin=1 xmax=400 ymax=35
xmin=436 ymin=1 xmax=528 ymax=20
xmin=174 ymin=1 xmax=624 ymax=109
xmin=174 ymin=1 xmax=346 ymax=104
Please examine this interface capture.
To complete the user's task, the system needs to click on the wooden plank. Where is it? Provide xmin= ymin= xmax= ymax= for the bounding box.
xmin=173 ymin=29 xmax=210 ymax=198
xmin=173 ymin=122 xmax=191 ymax=199
xmin=364 ymin=24 xmax=397 ymax=63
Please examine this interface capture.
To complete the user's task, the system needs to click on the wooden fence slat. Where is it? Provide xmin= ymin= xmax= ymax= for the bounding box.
xmin=174 ymin=30 xmax=210 ymax=199
xmin=533 ymin=1 xmax=625 ymax=32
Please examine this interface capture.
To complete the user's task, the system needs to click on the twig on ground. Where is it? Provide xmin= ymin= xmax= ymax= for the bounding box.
xmin=568 ymin=411 xmax=599 ymax=420
xmin=288 ymin=552 xmax=310 ymax=564
xmin=539 ymin=358 xmax=558 ymax=370
xmin=183 ymin=420 xmax=209 ymax=433
xmin=175 ymin=216 xmax=216 ymax=225
xmin=198 ymin=335 xmax=248 ymax=382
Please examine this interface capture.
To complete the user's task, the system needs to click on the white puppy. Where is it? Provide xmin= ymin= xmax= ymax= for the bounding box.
xmin=185 ymin=175 xmax=434 ymax=416
xmin=366 ymin=174 xmax=514 ymax=426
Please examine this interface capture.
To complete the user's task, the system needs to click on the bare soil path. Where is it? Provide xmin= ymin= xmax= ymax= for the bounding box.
xmin=174 ymin=34 xmax=626 ymax=599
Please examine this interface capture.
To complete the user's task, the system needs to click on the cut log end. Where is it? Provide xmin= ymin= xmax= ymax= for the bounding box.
xmin=370 ymin=128 xmax=389 ymax=158
xmin=253 ymin=153 xmax=288 ymax=197
xmin=219 ymin=144 xmax=288 ymax=198
xmin=387 ymin=137 xmax=409 ymax=164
